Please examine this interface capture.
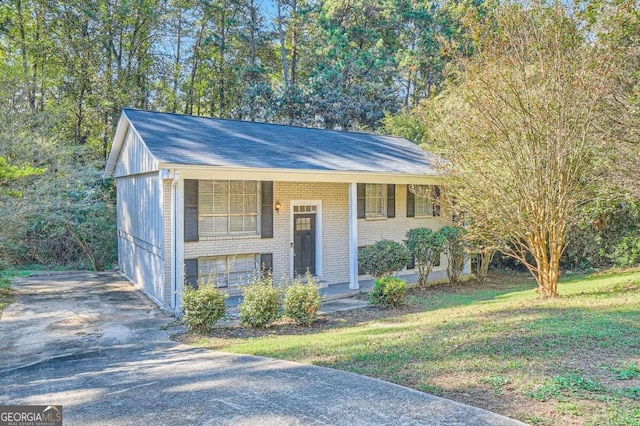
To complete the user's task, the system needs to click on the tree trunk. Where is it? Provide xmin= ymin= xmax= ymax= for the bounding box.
xmin=16 ymin=0 xmax=36 ymax=112
xmin=172 ymin=10 xmax=183 ymax=114
xmin=277 ymin=0 xmax=289 ymax=88
xmin=218 ymin=6 xmax=227 ymax=115
xmin=185 ymin=21 xmax=204 ymax=115
xmin=475 ymin=248 xmax=495 ymax=286
xmin=248 ymin=1 xmax=257 ymax=70
xmin=526 ymin=229 xmax=562 ymax=298
xmin=290 ymin=0 xmax=298 ymax=85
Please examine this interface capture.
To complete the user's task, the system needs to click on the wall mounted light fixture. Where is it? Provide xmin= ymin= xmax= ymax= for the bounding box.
xmin=274 ymin=201 xmax=282 ymax=213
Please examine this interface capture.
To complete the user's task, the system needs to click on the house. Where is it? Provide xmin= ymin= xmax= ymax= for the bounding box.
xmin=104 ymin=108 xmax=469 ymax=313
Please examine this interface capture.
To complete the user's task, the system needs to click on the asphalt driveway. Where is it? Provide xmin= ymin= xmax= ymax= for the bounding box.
xmin=0 ymin=272 xmax=524 ymax=425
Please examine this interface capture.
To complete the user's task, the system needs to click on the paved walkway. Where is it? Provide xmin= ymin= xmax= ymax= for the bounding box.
xmin=0 ymin=272 xmax=524 ymax=426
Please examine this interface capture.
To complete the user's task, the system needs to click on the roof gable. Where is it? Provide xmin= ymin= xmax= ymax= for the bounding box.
xmin=113 ymin=127 xmax=159 ymax=177
xmin=106 ymin=108 xmax=437 ymax=177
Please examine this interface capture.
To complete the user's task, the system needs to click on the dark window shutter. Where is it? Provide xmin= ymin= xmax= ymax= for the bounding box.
xmin=432 ymin=186 xmax=441 ymax=217
xmin=407 ymin=185 xmax=415 ymax=217
xmin=407 ymin=255 xmax=415 ymax=270
xmin=357 ymin=183 xmax=366 ymax=218
xmin=184 ymin=180 xmax=199 ymax=241
xmin=387 ymin=184 xmax=395 ymax=218
xmin=260 ymin=253 xmax=273 ymax=275
xmin=261 ymin=181 xmax=273 ymax=238
xmin=434 ymin=252 xmax=441 ymax=267
xmin=184 ymin=258 xmax=199 ymax=289
xmin=357 ymin=246 xmax=364 ymax=275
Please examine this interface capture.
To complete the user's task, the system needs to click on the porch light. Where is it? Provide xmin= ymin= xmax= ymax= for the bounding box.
xmin=274 ymin=201 xmax=282 ymax=213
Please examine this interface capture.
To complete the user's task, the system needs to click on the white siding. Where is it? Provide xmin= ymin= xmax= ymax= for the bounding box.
xmin=114 ymin=128 xmax=158 ymax=178
xmin=117 ymin=173 xmax=165 ymax=305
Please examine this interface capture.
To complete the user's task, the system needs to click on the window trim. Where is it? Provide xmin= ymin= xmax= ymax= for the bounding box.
xmin=413 ymin=184 xmax=441 ymax=218
xmin=365 ymin=183 xmax=387 ymax=219
xmin=198 ymin=180 xmax=261 ymax=236
xmin=198 ymin=254 xmax=259 ymax=288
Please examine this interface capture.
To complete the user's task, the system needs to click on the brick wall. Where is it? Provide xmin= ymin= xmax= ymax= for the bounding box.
xmin=181 ymin=181 xmax=351 ymax=286
xmin=358 ymin=184 xmax=450 ymax=273
xmin=169 ymin=181 xmax=453 ymax=292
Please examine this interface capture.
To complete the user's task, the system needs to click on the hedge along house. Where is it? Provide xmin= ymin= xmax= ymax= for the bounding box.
xmin=104 ymin=108 xmax=468 ymax=314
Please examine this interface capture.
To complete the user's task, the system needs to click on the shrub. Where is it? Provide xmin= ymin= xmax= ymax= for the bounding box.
xmin=405 ymin=228 xmax=446 ymax=286
xmin=359 ymin=239 xmax=411 ymax=278
xmin=612 ymin=232 xmax=640 ymax=267
xmin=441 ymin=225 xmax=466 ymax=285
xmin=181 ymin=282 xmax=227 ymax=333
xmin=284 ymin=273 xmax=321 ymax=326
xmin=239 ymin=274 xmax=282 ymax=328
xmin=370 ymin=276 xmax=407 ymax=308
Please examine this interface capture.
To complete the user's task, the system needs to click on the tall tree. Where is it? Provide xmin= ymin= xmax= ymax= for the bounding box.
xmin=429 ymin=1 xmax=620 ymax=297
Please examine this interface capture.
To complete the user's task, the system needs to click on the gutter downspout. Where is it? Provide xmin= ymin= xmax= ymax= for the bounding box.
xmin=171 ymin=170 xmax=180 ymax=310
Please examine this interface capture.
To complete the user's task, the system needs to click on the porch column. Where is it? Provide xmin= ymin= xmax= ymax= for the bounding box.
xmin=171 ymin=171 xmax=185 ymax=311
xmin=348 ymin=182 xmax=359 ymax=289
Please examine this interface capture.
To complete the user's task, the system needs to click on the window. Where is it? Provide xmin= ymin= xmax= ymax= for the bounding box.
xmin=293 ymin=205 xmax=317 ymax=213
xmin=199 ymin=180 xmax=259 ymax=236
xmin=198 ymin=254 xmax=258 ymax=288
xmin=414 ymin=185 xmax=441 ymax=217
xmin=365 ymin=184 xmax=386 ymax=218
xmin=406 ymin=253 xmax=440 ymax=271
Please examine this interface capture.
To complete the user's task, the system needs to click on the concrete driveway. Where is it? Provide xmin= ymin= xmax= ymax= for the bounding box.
xmin=0 ymin=273 xmax=524 ymax=426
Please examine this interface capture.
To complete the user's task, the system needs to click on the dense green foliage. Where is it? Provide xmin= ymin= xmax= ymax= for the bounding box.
xmin=359 ymin=239 xmax=411 ymax=278
xmin=405 ymin=227 xmax=446 ymax=286
xmin=369 ymin=276 xmax=407 ymax=308
xmin=0 ymin=0 xmax=637 ymax=275
xmin=564 ymin=197 xmax=640 ymax=270
xmin=283 ymin=273 xmax=321 ymax=326
xmin=0 ymin=0 xmax=472 ymax=270
xmin=182 ymin=282 xmax=228 ymax=333
xmin=239 ymin=274 xmax=282 ymax=328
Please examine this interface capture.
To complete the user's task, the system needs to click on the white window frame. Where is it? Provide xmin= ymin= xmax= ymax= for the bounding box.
xmin=198 ymin=254 xmax=259 ymax=288
xmin=199 ymin=180 xmax=260 ymax=236
xmin=365 ymin=184 xmax=387 ymax=218
xmin=414 ymin=185 xmax=441 ymax=218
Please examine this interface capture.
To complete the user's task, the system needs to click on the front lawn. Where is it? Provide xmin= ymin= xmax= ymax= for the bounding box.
xmin=177 ymin=270 xmax=640 ymax=425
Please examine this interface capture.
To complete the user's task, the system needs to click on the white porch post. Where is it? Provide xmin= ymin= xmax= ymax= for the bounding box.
xmin=175 ymin=177 xmax=185 ymax=311
xmin=348 ymin=182 xmax=359 ymax=289
xmin=171 ymin=171 xmax=185 ymax=311
xmin=463 ymin=256 xmax=472 ymax=274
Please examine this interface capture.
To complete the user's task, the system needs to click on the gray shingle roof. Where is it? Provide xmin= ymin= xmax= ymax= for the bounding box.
xmin=123 ymin=108 xmax=436 ymax=174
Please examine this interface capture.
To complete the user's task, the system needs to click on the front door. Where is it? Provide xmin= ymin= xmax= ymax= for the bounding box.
xmin=294 ymin=213 xmax=316 ymax=276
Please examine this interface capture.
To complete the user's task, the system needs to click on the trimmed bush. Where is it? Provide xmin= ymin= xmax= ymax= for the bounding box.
xmin=359 ymin=239 xmax=411 ymax=278
xmin=405 ymin=228 xmax=446 ymax=286
xmin=239 ymin=274 xmax=282 ymax=328
xmin=182 ymin=282 xmax=227 ymax=333
xmin=370 ymin=276 xmax=407 ymax=308
xmin=284 ymin=273 xmax=321 ymax=326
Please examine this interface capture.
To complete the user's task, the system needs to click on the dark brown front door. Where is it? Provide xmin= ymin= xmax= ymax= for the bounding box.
xmin=294 ymin=214 xmax=316 ymax=276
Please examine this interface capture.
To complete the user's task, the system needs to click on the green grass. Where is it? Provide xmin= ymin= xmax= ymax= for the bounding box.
xmin=187 ymin=270 xmax=640 ymax=425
